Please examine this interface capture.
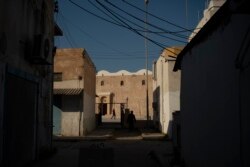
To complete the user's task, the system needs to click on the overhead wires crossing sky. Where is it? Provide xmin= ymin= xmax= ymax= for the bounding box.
xmin=55 ymin=0 xmax=205 ymax=72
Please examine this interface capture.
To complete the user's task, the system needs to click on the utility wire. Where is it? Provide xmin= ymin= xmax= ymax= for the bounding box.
xmin=91 ymin=0 xmax=187 ymax=44
xmin=95 ymin=0 xmax=179 ymax=55
xmin=104 ymin=0 xmax=189 ymax=40
xmin=68 ymin=0 xmax=134 ymax=30
xmin=59 ymin=11 xmax=145 ymax=58
xmin=57 ymin=14 xmax=75 ymax=47
xmin=87 ymin=0 xmax=187 ymax=35
xmin=87 ymin=0 xmax=126 ymax=27
xmin=122 ymin=0 xmax=197 ymax=33
xmin=58 ymin=12 xmax=79 ymax=47
xmin=68 ymin=0 xmax=179 ymax=55
xmin=97 ymin=0 xmax=165 ymax=49
xmin=59 ymin=12 xmax=78 ymax=47
xmin=69 ymin=0 xmax=165 ymax=49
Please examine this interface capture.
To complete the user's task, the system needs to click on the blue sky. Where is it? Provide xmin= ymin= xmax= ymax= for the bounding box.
xmin=55 ymin=0 xmax=207 ymax=72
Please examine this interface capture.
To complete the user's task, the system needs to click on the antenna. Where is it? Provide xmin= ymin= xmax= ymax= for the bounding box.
xmin=185 ymin=0 xmax=188 ymax=35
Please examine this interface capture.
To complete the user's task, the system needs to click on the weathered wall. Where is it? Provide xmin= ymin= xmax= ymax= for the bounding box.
xmin=82 ymin=92 xmax=96 ymax=134
xmin=181 ymin=14 xmax=250 ymax=167
xmin=54 ymin=49 xmax=85 ymax=80
xmin=82 ymin=51 xmax=96 ymax=134
xmin=152 ymin=47 xmax=181 ymax=135
xmin=61 ymin=95 xmax=82 ymax=136
xmin=0 ymin=0 xmax=54 ymax=166
xmin=54 ymin=48 xmax=96 ymax=136
xmin=96 ymin=70 xmax=153 ymax=120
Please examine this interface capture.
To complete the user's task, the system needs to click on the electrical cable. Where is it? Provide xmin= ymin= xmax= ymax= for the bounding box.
xmin=91 ymin=0 xmax=187 ymax=44
xmin=68 ymin=0 xmax=164 ymax=48
xmin=68 ymin=0 xmax=181 ymax=55
xmin=122 ymin=0 xmax=197 ymax=33
xmin=95 ymin=0 xmax=179 ymax=55
xmin=88 ymin=0 xmax=195 ymax=35
xmin=104 ymin=0 xmax=189 ymax=40
xmin=57 ymin=15 xmax=75 ymax=47
xmin=59 ymin=11 xmax=146 ymax=58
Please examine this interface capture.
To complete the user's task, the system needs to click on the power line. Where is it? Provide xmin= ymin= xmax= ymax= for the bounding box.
xmin=87 ymin=0 xmax=195 ymax=35
xmin=68 ymin=0 xmax=132 ymax=29
xmin=95 ymin=0 xmax=179 ymax=55
xmin=87 ymin=0 xmax=126 ymax=27
xmin=91 ymin=0 xmax=187 ymax=44
xmin=68 ymin=0 xmax=180 ymax=55
xmin=68 ymin=0 xmax=164 ymax=48
xmin=122 ymin=0 xmax=196 ymax=33
xmin=104 ymin=0 xmax=189 ymax=40
xmin=57 ymin=14 xmax=75 ymax=47
xmin=95 ymin=0 xmax=164 ymax=47
xmin=86 ymin=0 xmax=188 ymax=36
xmin=58 ymin=11 xmax=146 ymax=58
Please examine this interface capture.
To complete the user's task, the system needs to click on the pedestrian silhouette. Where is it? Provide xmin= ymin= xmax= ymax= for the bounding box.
xmin=127 ymin=111 xmax=136 ymax=130
xmin=111 ymin=109 xmax=116 ymax=119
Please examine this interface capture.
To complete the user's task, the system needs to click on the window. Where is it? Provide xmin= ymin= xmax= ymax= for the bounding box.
xmin=153 ymin=61 xmax=157 ymax=80
xmin=120 ymin=80 xmax=124 ymax=86
xmin=101 ymin=80 xmax=104 ymax=86
xmin=142 ymin=80 xmax=145 ymax=85
xmin=54 ymin=72 xmax=62 ymax=81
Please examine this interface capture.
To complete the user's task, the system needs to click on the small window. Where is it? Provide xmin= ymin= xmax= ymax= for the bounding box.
xmin=120 ymin=80 xmax=124 ymax=86
xmin=54 ymin=72 xmax=62 ymax=81
xmin=142 ymin=80 xmax=145 ymax=85
xmin=101 ymin=80 xmax=104 ymax=86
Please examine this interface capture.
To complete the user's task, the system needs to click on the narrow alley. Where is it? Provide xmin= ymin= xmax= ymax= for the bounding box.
xmin=32 ymin=123 xmax=174 ymax=167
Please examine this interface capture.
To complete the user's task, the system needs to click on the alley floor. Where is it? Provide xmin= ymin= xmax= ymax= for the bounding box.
xmin=32 ymin=123 xmax=175 ymax=167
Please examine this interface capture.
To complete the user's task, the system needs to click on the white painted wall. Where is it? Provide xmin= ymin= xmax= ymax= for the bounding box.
xmin=153 ymin=56 xmax=180 ymax=135
xmin=189 ymin=0 xmax=226 ymax=41
xmin=181 ymin=14 xmax=250 ymax=167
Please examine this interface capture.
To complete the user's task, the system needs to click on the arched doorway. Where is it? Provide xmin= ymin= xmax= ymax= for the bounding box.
xmin=100 ymin=96 xmax=107 ymax=115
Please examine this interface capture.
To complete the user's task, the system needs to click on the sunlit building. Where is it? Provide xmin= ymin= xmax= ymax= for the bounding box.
xmin=152 ymin=46 xmax=183 ymax=136
xmin=53 ymin=48 xmax=96 ymax=136
xmin=189 ymin=0 xmax=226 ymax=41
xmin=96 ymin=70 xmax=153 ymax=122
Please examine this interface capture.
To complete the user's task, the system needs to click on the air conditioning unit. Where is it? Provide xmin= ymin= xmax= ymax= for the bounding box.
xmin=29 ymin=34 xmax=52 ymax=65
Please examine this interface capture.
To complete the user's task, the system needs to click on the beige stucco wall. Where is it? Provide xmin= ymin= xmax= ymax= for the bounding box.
xmin=54 ymin=48 xmax=96 ymax=136
xmin=96 ymin=70 xmax=153 ymax=120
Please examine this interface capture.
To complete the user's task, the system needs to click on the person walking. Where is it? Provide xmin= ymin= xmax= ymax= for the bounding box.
xmin=127 ymin=110 xmax=136 ymax=130
xmin=111 ymin=109 xmax=116 ymax=119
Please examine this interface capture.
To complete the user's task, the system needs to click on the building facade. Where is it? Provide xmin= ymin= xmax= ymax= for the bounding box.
xmin=96 ymin=70 xmax=153 ymax=121
xmin=189 ymin=0 xmax=226 ymax=41
xmin=0 ymin=0 xmax=57 ymax=166
xmin=153 ymin=47 xmax=183 ymax=135
xmin=174 ymin=0 xmax=250 ymax=166
xmin=53 ymin=48 xmax=96 ymax=136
